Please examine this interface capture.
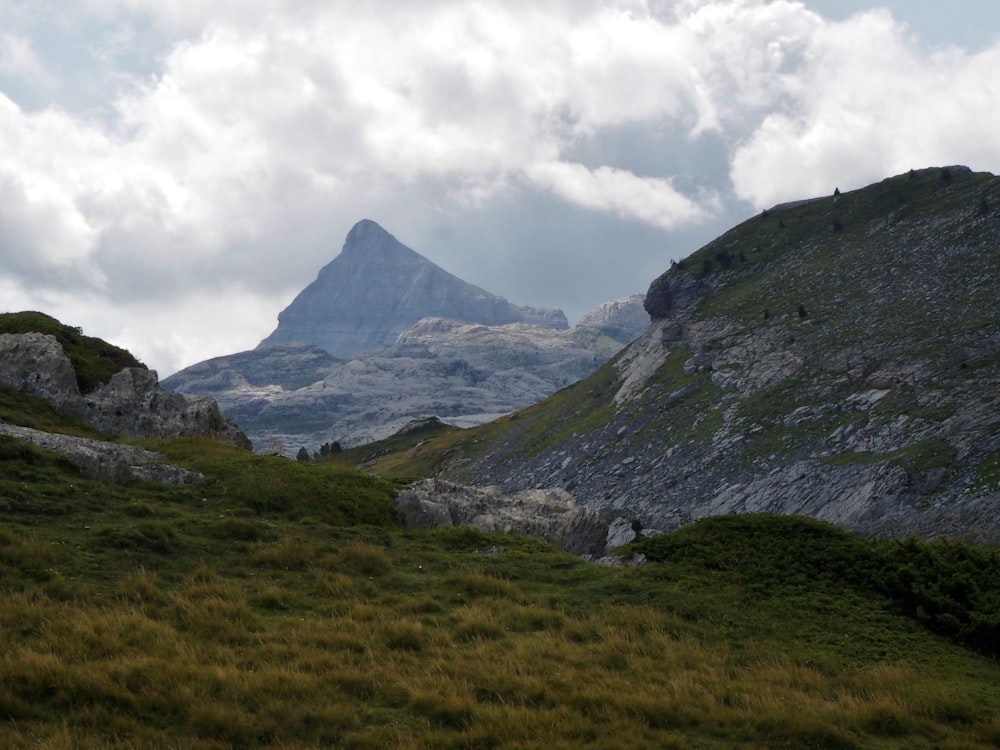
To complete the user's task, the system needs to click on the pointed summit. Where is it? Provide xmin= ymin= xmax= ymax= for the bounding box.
xmin=337 ymin=219 xmax=417 ymax=263
xmin=258 ymin=220 xmax=567 ymax=358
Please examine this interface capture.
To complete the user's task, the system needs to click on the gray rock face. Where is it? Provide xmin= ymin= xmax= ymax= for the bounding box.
xmin=0 ymin=333 xmax=251 ymax=450
xmin=78 ymin=367 xmax=251 ymax=448
xmin=0 ymin=423 xmax=204 ymax=485
xmin=448 ymin=167 xmax=1000 ymax=543
xmin=0 ymin=332 xmax=80 ymax=408
xmin=165 ymin=296 xmax=648 ymax=453
xmin=258 ymin=219 xmax=568 ymax=358
xmin=395 ymin=479 xmax=614 ymax=557
xmin=575 ymin=293 xmax=649 ymax=343
xmin=643 ymin=269 xmax=709 ymax=320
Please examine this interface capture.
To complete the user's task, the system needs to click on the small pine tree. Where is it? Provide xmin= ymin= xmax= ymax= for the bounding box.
xmin=715 ymin=250 xmax=733 ymax=269
xmin=296 ymin=446 xmax=310 ymax=462
xmin=798 ymin=304 xmax=808 ymax=319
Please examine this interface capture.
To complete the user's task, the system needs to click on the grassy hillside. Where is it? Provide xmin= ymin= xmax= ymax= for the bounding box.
xmin=2 ymin=394 xmax=1000 ymax=746
xmin=349 ymin=166 xmax=1000 ymax=542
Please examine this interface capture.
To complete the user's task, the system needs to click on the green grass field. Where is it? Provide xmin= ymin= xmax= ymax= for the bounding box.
xmin=2 ymin=421 xmax=1000 ymax=748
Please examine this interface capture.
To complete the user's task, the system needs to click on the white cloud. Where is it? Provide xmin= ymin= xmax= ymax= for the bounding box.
xmin=0 ymin=32 xmax=51 ymax=83
xmin=527 ymin=161 xmax=715 ymax=228
xmin=0 ymin=0 xmax=998 ymax=374
xmin=730 ymin=9 xmax=1000 ymax=207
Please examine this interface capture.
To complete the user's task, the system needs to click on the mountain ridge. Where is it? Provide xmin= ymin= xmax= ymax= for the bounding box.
xmin=165 ymin=296 xmax=647 ymax=452
xmin=166 ymin=222 xmax=646 ymax=452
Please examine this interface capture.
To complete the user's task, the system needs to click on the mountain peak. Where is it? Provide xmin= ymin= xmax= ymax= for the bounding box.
xmin=340 ymin=219 xmax=407 ymax=259
xmin=258 ymin=222 xmax=568 ymax=358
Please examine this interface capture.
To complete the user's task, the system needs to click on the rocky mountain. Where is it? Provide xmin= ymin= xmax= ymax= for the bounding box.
xmin=258 ymin=219 xmax=568 ymax=358
xmin=377 ymin=166 xmax=1000 ymax=542
xmin=166 ymin=220 xmax=646 ymax=452
xmin=164 ymin=295 xmax=648 ymax=452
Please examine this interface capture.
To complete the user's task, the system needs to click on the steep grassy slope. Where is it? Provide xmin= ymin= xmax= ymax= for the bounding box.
xmin=361 ymin=166 xmax=1000 ymax=541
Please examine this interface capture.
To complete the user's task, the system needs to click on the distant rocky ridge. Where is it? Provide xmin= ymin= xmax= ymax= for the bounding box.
xmin=165 ymin=221 xmax=647 ymax=452
xmin=165 ymin=296 xmax=647 ymax=452
xmin=1 ymin=332 xmax=251 ymax=471
xmin=258 ymin=219 xmax=568 ymax=358
xmin=440 ymin=167 xmax=1000 ymax=542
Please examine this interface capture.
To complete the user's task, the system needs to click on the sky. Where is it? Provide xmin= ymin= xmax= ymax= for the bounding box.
xmin=1 ymin=1 xmax=999 ymax=377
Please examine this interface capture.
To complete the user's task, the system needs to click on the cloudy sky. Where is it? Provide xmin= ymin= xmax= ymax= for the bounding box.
xmin=2 ymin=0 xmax=999 ymax=376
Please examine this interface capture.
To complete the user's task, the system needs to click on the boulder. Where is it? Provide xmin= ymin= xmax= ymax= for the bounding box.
xmin=0 ymin=423 xmax=204 ymax=485
xmin=0 ymin=332 xmax=80 ymax=407
xmin=78 ymin=367 xmax=252 ymax=448
xmin=396 ymin=479 xmax=612 ymax=557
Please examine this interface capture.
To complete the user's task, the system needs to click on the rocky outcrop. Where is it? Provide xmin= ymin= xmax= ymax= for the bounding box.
xmin=258 ymin=219 xmax=568 ymax=358
xmin=575 ymin=293 xmax=649 ymax=342
xmin=0 ymin=423 xmax=204 ymax=485
xmin=396 ymin=479 xmax=633 ymax=557
xmin=0 ymin=332 xmax=81 ymax=409
xmin=642 ymin=270 xmax=709 ymax=320
xmin=1 ymin=332 xmax=251 ymax=450
xmin=77 ymin=367 xmax=251 ymax=448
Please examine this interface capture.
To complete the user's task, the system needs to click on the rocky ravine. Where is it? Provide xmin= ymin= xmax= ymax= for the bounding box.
xmin=443 ymin=167 xmax=1000 ymax=542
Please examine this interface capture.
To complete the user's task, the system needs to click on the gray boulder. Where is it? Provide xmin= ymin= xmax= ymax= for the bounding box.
xmin=396 ymin=478 xmax=612 ymax=557
xmin=0 ymin=423 xmax=204 ymax=485
xmin=0 ymin=332 xmax=80 ymax=408
xmin=77 ymin=367 xmax=251 ymax=448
